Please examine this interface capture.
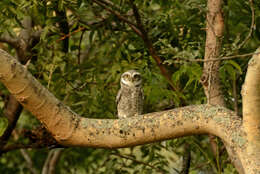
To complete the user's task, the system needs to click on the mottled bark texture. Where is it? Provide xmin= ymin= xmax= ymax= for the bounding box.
xmin=242 ymin=48 xmax=260 ymax=173
xmin=1 ymin=49 xmax=260 ymax=173
xmin=201 ymin=0 xmax=225 ymax=106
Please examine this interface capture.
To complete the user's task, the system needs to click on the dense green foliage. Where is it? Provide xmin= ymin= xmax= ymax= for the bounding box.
xmin=0 ymin=0 xmax=259 ymax=173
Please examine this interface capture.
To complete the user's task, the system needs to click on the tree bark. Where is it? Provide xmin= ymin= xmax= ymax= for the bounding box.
xmin=201 ymin=0 xmax=225 ymax=105
xmin=242 ymin=48 xmax=260 ymax=173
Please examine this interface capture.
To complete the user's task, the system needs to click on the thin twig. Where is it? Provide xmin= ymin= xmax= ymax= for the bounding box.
xmin=232 ymin=74 xmax=238 ymax=115
xmin=92 ymin=0 xmax=141 ymax=35
xmin=111 ymin=153 xmax=166 ymax=174
xmin=171 ymin=51 xmax=260 ymax=63
xmin=42 ymin=150 xmax=54 ymax=174
xmin=237 ymin=0 xmax=255 ymax=50
xmin=180 ymin=144 xmax=191 ymax=174
xmin=42 ymin=149 xmax=63 ymax=174
xmin=13 ymin=131 xmax=38 ymax=174
xmin=1 ymin=143 xmax=45 ymax=153
xmin=48 ymin=149 xmax=63 ymax=174
xmin=78 ymin=30 xmax=86 ymax=65
xmin=207 ymin=62 xmax=214 ymax=104
xmin=56 ymin=27 xmax=85 ymax=42
xmin=97 ymin=0 xmax=121 ymax=10
xmin=20 ymin=149 xmax=39 ymax=174
xmin=47 ymin=47 xmax=55 ymax=89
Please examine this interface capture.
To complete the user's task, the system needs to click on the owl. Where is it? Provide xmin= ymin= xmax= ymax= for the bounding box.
xmin=116 ymin=70 xmax=144 ymax=118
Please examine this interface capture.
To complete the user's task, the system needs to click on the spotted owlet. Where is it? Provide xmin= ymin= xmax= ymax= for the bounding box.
xmin=116 ymin=70 xmax=144 ymax=118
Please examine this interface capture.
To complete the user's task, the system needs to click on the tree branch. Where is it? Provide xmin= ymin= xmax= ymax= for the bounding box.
xmin=42 ymin=149 xmax=63 ymax=174
xmin=0 ymin=48 xmax=242 ymax=147
xmin=242 ymin=47 xmax=260 ymax=173
xmin=0 ymin=33 xmax=20 ymax=49
xmin=180 ymin=144 xmax=191 ymax=174
xmin=13 ymin=130 xmax=38 ymax=174
xmin=0 ymin=16 xmax=42 ymax=63
xmin=0 ymin=95 xmax=23 ymax=150
xmin=92 ymin=0 xmax=142 ymax=36
xmin=47 ymin=149 xmax=63 ymax=174
xmin=20 ymin=148 xmax=39 ymax=174
xmin=55 ymin=9 xmax=70 ymax=53
xmin=237 ymin=0 xmax=255 ymax=50
xmin=171 ymin=51 xmax=260 ymax=63
xmin=201 ymin=0 xmax=225 ymax=105
xmin=111 ymin=153 xmax=166 ymax=174
xmin=1 ymin=143 xmax=45 ymax=153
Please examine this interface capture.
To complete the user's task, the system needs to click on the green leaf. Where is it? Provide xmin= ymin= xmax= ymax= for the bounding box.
xmin=226 ymin=60 xmax=242 ymax=74
xmin=0 ymin=117 xmax=8 ymax=136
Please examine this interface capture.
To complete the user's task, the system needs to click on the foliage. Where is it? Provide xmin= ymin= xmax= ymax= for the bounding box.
xmin=0 ymin=117 xmax=8 ymax=137
xmin=0 ymin=0 xmax=259 ymax=173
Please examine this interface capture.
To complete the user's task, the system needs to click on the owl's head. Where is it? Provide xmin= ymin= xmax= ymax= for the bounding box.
xmin=120 ymin=70 xmax=142 ymax=87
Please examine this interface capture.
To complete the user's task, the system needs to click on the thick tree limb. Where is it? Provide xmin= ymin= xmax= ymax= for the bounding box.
xmin=242 ymin=47 xmax=260 ymax=173
xmin=0 ymin=48 xmax=243 ymax=147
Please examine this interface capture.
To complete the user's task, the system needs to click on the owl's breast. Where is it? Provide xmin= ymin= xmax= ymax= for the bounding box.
xmin=117 ymin=87 xmax=143 ymax=118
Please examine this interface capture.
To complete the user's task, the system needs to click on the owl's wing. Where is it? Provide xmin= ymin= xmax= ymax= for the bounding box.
xmin=139 ymin=88 xmax=144 ymax=114
xmin=116 ymin=88 xmax=122 ymax=105
xmin=141 ymin=88 xmax=144 ymax=100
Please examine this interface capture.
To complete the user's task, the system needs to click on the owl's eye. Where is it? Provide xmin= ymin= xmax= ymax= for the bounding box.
xmin=124 ymin=74 xmax=130 ymax=80
xmin=133 ymin=74 xmax=141 ymax=81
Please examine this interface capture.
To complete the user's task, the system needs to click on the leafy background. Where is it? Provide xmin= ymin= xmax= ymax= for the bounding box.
xmin=0 ymin=0 xmax=259 ymax=173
